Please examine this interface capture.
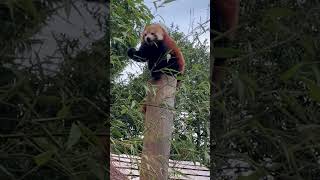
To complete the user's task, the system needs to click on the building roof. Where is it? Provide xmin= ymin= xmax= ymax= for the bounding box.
xmin=111 ymin=154 xmax=210 ymax=180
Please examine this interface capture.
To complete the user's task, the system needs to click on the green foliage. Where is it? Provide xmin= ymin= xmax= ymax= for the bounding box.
xmin=110 ymin=1 xmax=154 ymax=158
xmin=110 ymin=0 xmax=153 ymax=78
xmin=152 ymin=0 xmax=177 ymax=10
xmin=212 ymin=1 xmax=320 ymax=179
xmin=170 ymin=26 xmax=210 ymax=165
xmin=111 ymin=15 xmax=210 ymax=166
xmin=1 ymin=1 xmax=108 ymax=180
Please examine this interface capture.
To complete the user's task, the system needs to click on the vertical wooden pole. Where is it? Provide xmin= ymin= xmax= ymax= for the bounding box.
xmin=140 ymin=74 xmax=177 ymax=180
xmin=110 ymin=163 xmax=128 ymax=180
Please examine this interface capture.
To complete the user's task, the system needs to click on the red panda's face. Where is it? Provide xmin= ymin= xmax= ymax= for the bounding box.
xmin=142 ymin=24 xmax=165 ymax=44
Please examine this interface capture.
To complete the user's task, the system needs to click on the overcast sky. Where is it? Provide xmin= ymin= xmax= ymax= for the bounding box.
xmin=24 ymin=2 xmax=105 ymax=73
xmin=118 ymin=0 xmax=210 ymax=83
xmin=145 ymin=0 xmax=210 ymax=36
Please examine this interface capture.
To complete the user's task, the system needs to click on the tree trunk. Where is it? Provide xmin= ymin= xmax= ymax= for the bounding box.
xmin=140 ymin=74 xmax=177 ymax=180
xmin=110 ymin=163 xmax=128 ymax=180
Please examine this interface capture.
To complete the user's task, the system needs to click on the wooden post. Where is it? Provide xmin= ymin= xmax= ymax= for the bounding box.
xmin=110 ymin=163 xmax=128 ymax=180
xmin=140 ymin=74 xmax=177 ymax=180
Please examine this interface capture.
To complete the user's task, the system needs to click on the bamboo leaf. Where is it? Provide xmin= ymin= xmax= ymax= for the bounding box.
xmin=308 ymin=82 xmax=320 ymax=102
xmin=0 ymin=164 xmax=16 ymax=179
xmin=300 ymin=35 xmax=315 ymax=56
xmin=280 ymin=63 xmax=303 ymax=81
xmin=312 ymin=66 xmax=320 ymax=84
xmin=66 ymin=123 xmax=82 ymax=149
xmin=111 ymin=128 xmax=122 ymax=138
xmin=163 ymin=0 xmax=175 ymax=4
xmin=34 ymin=150 xmax=55 ymax=166
xmin=130 ymin=100 xmax=136 ymax=109
xmin=6 ymin=0 xmax=15 ymax=20
xmin=153 ymin=1 xmax=157 ymax=10
xmin=78 ymin=123 xmax=104 ymax=150
xmin=301 ymin=78 xmax=320 ymax=102
xmin=57 ymin=105 xmax=70 ymax=118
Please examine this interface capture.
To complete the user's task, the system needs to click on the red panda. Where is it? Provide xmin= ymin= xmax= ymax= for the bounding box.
xmin=127 ymin=23 xmax=185 ymax=114
xmin=127 ymin=23 xmax=185 ymax=86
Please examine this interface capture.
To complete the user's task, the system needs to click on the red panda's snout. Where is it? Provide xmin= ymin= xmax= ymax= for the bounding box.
xmin=143 ymin=32 xmax=164 ymax=43
xmin=142 ymin=24 xmax=165 ymax=44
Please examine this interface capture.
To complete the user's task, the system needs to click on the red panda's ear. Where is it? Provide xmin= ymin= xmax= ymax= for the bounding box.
xmin=157 ymin=24 xmax=169 ymax=40
xmin=155 ymin=23 xmax=168 ymax=33
xmin=162 ymin=29 xmax=168 ymax=39
xmin=156 ymin=26 xmax=165 ymax=39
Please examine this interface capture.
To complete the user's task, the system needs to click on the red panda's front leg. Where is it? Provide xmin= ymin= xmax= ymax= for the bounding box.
xmin=127 ymin=43 xmax=149 ymax=62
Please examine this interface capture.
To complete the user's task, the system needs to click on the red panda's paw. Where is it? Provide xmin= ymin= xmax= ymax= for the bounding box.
xmin=127 ymin=48 xmax=136 ymax=59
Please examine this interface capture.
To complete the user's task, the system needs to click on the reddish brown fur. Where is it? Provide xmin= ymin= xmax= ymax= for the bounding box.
xmin=162 ymin=32 xmax=185 ymax=73
xmin=139 ymin=24 xmax=185 ymax=114
xmin=142 ymin=24 xmax=185 ymax=74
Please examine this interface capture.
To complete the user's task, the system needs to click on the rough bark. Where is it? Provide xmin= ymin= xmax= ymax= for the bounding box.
xmin=140 ymin=74 xmax=177 ymax=180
